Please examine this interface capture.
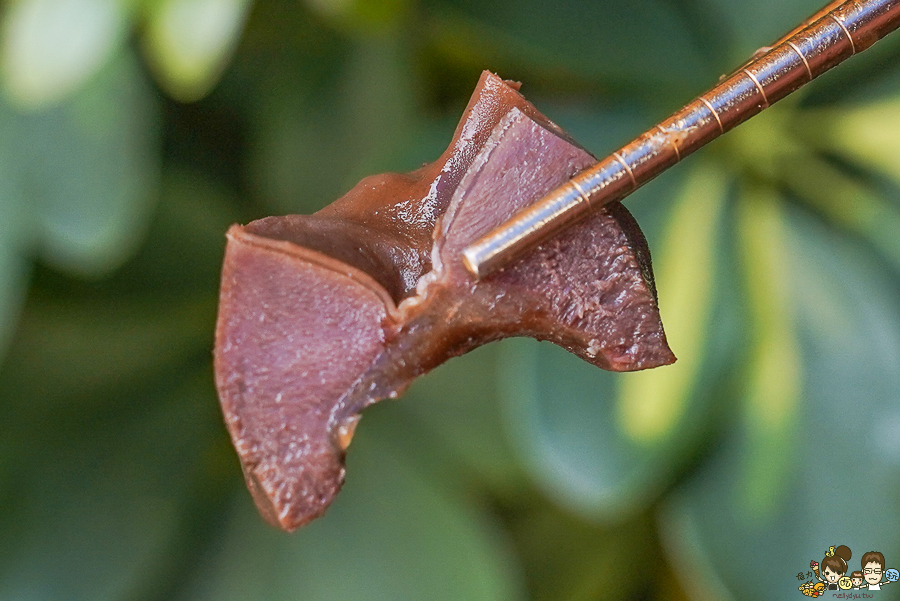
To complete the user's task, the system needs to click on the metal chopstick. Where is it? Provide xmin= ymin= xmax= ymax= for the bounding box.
xmin=462 ymin=0 xmax=900 ymax=279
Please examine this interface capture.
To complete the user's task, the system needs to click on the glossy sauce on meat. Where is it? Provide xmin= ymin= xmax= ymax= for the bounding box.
xmin=214 ymin=72 xmax=675 ymax=531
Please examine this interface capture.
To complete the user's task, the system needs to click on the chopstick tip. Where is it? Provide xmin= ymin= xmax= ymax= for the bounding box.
xmin=461 ymin=246 xmax=483 ymax=280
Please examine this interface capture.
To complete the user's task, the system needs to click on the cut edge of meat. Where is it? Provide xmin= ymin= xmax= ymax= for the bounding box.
xmin=225 ymin=224 xmax=399 ymax=318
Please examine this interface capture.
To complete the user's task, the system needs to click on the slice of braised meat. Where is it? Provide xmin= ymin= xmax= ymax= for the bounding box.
xmin=214 ymin=72 xmax=675 ymax=532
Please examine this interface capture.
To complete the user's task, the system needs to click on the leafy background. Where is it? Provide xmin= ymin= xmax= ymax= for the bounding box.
xmin=1 ymin=0 xmax=899 ymax=599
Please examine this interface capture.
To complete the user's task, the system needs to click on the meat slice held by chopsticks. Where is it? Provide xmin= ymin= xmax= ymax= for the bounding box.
xmin=214 ymin=71 xmax=675 ymax=531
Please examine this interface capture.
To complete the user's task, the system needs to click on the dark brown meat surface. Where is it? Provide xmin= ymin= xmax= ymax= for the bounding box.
xmin=214 ymin=72 xmax=675 ymax=532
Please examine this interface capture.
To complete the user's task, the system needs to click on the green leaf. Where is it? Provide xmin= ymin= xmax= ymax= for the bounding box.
xmin=10 ymin=52 xmax=160 ymax=277
xmin=0 ymin=168 xmax=236 ymax=413
xmin=0 ymin=145 xmax=30 ymax=362
xmin=305 ymin=0 xmax=411 ymax=34
xmin=392 ymin=344 xmax=526 ymax=498
xmin=779 ymin=152 xmax=900 ymax=276
xmin=499 ymin=163 xmax=741 ymax=520
xmin=707 ymin=0 xmax=824 ymax=59
xmin=0 ymin=237 xmax=28 ymax=363
xmin=0 ymin=0 xmax=126 ymax=109
xmin=103 ymin=167 xmax=246 ymax=295
xmin=142 ymin=0 xmax=252 ymax=101
xmin=617 ymin=163 xmax=728 ymax=444
xmin=179 ymin=415 xmax=524 ymax=601
xmin=507 ymin=501 xmax=664 ymax=601
xmin=803 ymin=99 xmax=900 ymax=187
xmin=734 ymin=186 xmax=802 ymax=517
xmin=658 ymin=204 xmax=900 ymax=600
xmin=0 ymin=293 xmax=215 ymax=417
xmin=426 ymin=0 xmax=710 ymax=92
xmin=248 ymin=35 xmax=418 ymax=214
xmin=0 ymin=372 xmax=222 ymax=601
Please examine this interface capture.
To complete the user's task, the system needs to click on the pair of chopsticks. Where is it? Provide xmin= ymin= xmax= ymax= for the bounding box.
xmin=462 ymin=0 xmax=900 ymax=279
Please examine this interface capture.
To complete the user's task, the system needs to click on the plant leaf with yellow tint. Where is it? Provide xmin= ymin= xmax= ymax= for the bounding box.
xmin=0 ymin=0 xmax=126 ymax=109
xmin=735 ymin=186 xmax=801 ymax=517
xmin=495 ymin=162 xmax=743 ymax=519
xmin=657 ymin=203 xmax=900 ymax=601
xmin=779 ymin=152 xmax=900 ymax=275
xmin=616 ymin=162 xmax=727 ymax=443
xmin=800 ymin=99 xmax=900 ymax=187
xmin=141 ymin=0 xmax=251 ymax=102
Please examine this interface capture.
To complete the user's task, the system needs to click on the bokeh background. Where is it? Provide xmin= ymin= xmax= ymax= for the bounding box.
xmin=1 ymin=0 xmax=900 ymax=599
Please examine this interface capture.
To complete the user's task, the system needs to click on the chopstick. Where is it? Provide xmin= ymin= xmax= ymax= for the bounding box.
xmin=462 ymin=0 xmax=900 ymax=279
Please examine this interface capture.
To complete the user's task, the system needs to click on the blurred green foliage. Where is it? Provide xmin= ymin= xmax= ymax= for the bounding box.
xmin=1 ymin=0 xmax=900 ymax=599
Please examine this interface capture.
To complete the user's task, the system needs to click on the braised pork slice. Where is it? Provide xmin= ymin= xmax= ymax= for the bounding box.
xmin=214 ymin=72 xmax=675 ymax=531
